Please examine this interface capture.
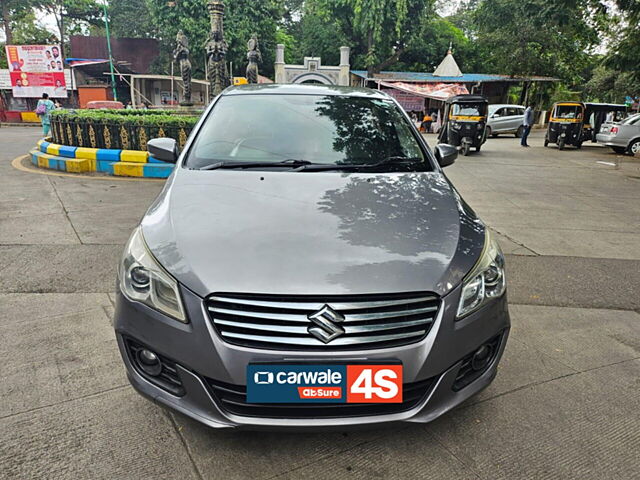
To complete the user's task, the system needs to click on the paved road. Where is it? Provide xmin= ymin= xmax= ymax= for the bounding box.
xmin=1 ymin=127 xmax=639 ymax=479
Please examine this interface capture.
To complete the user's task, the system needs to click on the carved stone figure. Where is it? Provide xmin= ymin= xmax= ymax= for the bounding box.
xmin=246 ymin=34 xmax=262 ymax=84
xmin=173 ymin=30 xmax=192 ymax=105
xmin=206 ymin=0 xmax=230 ymax=98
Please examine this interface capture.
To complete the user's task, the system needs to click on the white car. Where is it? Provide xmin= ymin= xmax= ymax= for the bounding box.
xmin=486 ymin=104 xmax=526 ymax=138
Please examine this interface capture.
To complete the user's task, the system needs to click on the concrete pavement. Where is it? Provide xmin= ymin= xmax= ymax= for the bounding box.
xmin=1 ymin=127 xmax=639 ymax=479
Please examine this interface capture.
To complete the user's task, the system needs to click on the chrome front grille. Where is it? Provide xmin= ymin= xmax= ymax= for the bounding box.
xmin=205 ymin=293 xmax=440 ymax=350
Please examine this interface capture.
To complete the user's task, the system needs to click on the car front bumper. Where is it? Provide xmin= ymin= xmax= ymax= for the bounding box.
xmin=114 ymin=284 xmax=510 ymax=429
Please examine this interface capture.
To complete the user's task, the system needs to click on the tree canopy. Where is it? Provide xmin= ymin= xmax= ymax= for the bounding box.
xmin=1 ymin=0 xmax=638 ymax=103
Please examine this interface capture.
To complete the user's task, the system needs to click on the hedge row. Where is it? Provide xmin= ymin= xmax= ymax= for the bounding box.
xmin=50 ymin=109 xmax=200 ymax=151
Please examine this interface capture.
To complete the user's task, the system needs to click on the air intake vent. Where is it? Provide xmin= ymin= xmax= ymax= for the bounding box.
xmin=205 ymin=376 xmax=436 ymax=418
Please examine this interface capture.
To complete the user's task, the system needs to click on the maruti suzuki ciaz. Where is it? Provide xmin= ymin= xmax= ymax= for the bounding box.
xmin=114 ymin=84 xmax=510 ymax=429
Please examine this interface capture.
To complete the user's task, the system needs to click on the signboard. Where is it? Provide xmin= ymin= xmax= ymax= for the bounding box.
xmin=382 ymin=88 xmax=425 ymax=112
xmin=5 ymin=44 xmax=67 ymax=98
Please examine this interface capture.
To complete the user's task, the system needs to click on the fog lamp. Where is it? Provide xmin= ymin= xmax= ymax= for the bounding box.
xmin=137 ymin=349 xmax=162 ymax=376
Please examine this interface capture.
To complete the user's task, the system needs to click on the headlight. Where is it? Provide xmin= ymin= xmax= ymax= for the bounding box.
xmin=457 ymin=229 xmax=506 ymax=319
xmin=119 ymin=227 xmax=187 ymax=322
xmin=451 ymin=121 xmax=461 ymax=130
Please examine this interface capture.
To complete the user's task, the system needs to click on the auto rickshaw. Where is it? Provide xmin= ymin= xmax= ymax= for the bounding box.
xmin=438 ymin=95 xmax=488 ymax=156
xmin=582 ymin=103 xmax=628 ymax=143
xmin=545 ymin=102 xmax=585 ymax=149
xmin=545 ymin=102 xmax=629 ymax=149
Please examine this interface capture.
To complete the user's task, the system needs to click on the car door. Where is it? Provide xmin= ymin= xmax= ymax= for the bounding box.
xmin=509 ymin=107 xmax=525 ymax=131
xmin=491 ymin=107 xmax=508 ymax=132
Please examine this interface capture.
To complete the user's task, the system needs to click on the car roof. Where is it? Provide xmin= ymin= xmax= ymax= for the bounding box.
xmin=221 ymin=83 xmax=392 ymax=99
xmin=445 ymin=94 xmax=488 ymax=104
xmin=489 ymin=104 xmax=525 ymax=109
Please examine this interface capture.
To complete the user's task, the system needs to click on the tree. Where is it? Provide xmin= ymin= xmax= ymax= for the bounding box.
xmin=607 ymin=0 xmax=640 ymax=84
xmin=1 ymin=0 xmax=41 ymax=44
xmin=40 ymin=0 xmax=102 ymax=56
xmin=310 ymin=0 xmax=438 ymax=75
xmin=108 ymin=0 xmax=156 ymax=39
xmin=471 ymin=0 xmax=608 ymax=82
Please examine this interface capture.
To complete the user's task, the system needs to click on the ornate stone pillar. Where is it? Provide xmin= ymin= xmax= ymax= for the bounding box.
xmin=206 ymin=0 xmax=230 ymax=98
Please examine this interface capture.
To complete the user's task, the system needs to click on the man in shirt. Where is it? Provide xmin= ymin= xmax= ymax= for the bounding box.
xmin=521 ymin=105 xmax=534 ymax=147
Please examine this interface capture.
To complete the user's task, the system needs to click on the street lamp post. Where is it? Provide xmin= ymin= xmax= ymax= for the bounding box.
xmin=102 ymin=1 xmax=118 ymax=101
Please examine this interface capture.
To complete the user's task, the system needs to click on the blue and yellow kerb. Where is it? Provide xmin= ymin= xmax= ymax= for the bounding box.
xmin=31 ymin=139 xmax=174 ymax=178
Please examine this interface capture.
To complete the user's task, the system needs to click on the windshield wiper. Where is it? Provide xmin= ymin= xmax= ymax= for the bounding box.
xmin=199 ymin=158 xmax=315 ymax=171
xmin=295 ymin=156 xmax=424 ymax=172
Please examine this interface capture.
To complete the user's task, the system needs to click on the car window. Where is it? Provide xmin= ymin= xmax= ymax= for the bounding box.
xmin=185 ymin=94 xmax=428 ymax=169
xmin=622 ymin=114 xmax=640 ymax=125
xmin=493 ymin=108 xmax=505 ymax=117
xmin=507 ymin=107 xmax=522 ymax=116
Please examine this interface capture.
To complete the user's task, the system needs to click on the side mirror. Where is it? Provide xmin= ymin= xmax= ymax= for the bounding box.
xmin=435 ymin=144 xmax=458 ymax=168
xmin=147 ymin=137 xmax=178 ymax=163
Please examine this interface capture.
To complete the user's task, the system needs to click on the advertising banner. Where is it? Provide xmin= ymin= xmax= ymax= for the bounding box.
xmin=5 ymin=44 xmax=67 ymax=98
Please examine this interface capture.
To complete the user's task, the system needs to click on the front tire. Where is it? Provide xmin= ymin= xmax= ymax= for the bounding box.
xmin=461 ymin=143 xmax=471 ymax=156
xmin=558 ymin=138 xmax=566 ymax=150
xmin=516 ymin=126 xmax=524 ymax=138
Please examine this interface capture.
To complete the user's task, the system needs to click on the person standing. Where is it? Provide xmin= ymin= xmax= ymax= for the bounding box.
xmin=421 ymin=112 xmax=432 ymax=133
xmin=521 ymin=105 xmax=534 ymax=147
xmin=35 ymin=93 xmax=56 ymax=136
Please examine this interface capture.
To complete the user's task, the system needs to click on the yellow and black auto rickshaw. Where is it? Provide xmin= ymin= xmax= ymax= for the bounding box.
xmin=545 ymin=102 xmax=585 ymax=149
xmin=545 ymin=102 xmax=628 ymax=149
xmin=438 ymin=95 xmax=488 ymax=156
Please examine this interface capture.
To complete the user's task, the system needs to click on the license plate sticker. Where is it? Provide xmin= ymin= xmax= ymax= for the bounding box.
xmin=246 ymin=364 xmax=403 ymax=404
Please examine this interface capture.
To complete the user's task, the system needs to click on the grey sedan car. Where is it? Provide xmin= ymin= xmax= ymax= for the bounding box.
xmin=114 ymin=84 xmax=510 ymax=429
xmin=596 ymin=113 xmax=640 ymax=155
xmin=487 ymin=104 xmax=526 ymax=137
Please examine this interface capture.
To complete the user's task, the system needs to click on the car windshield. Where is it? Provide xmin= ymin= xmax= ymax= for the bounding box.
xmin=451 ymin=103 xmax=483 ymax=116
xmin=555 ymin=105 xmax=581 ymax=119
xmin=185 ymin=94 xmax=428 ymax=170
xmin=622 ymin=113 xmax=640 ymax=125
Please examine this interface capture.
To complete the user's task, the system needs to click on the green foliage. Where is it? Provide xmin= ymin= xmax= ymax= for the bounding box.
xmin=606 ymin=1 xmax=640 ymax=84
xmin=309 ymin=0 xmax=437 ymax=73
xmin=471 ymin=0 xmax=607 ymax=82
xmin=51 ymin=108 xmax=200 ymax=129
xmin=585 ymin=66 xmax=640 ymax=103
xmin=108 ymin=0 xmax=156 ymax=39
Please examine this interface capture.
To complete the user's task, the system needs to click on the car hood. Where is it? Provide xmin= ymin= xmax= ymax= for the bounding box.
xmin=141 ymin=169 xmax=485 ymax=298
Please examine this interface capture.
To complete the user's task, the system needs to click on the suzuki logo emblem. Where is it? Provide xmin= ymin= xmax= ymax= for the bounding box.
xmin=307 ymin=305 xmax=345 ymax=343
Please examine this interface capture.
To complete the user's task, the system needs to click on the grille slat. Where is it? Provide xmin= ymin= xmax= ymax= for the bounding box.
xmin=220 ymin=329 xmax=427 ymax=346
xmin=206 ymin=292 xmax=440 ymax=350
xmin=209 ymin=295 xmax=438 ymax=311
xmin=214 ymin=317 xmax=432 ymax=335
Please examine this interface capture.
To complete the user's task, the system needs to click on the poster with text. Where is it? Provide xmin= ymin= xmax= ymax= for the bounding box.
xmin=5 ymin=44 xmax=67 ymax=98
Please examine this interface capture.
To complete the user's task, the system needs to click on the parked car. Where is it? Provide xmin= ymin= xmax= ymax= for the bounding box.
xmin=114 ymin=84 xmax=510 ymax=429
xmin=486 ymin=104 xmax=526 ymax=138
xmin=596 ymin=113 xmax=640 ymax=155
